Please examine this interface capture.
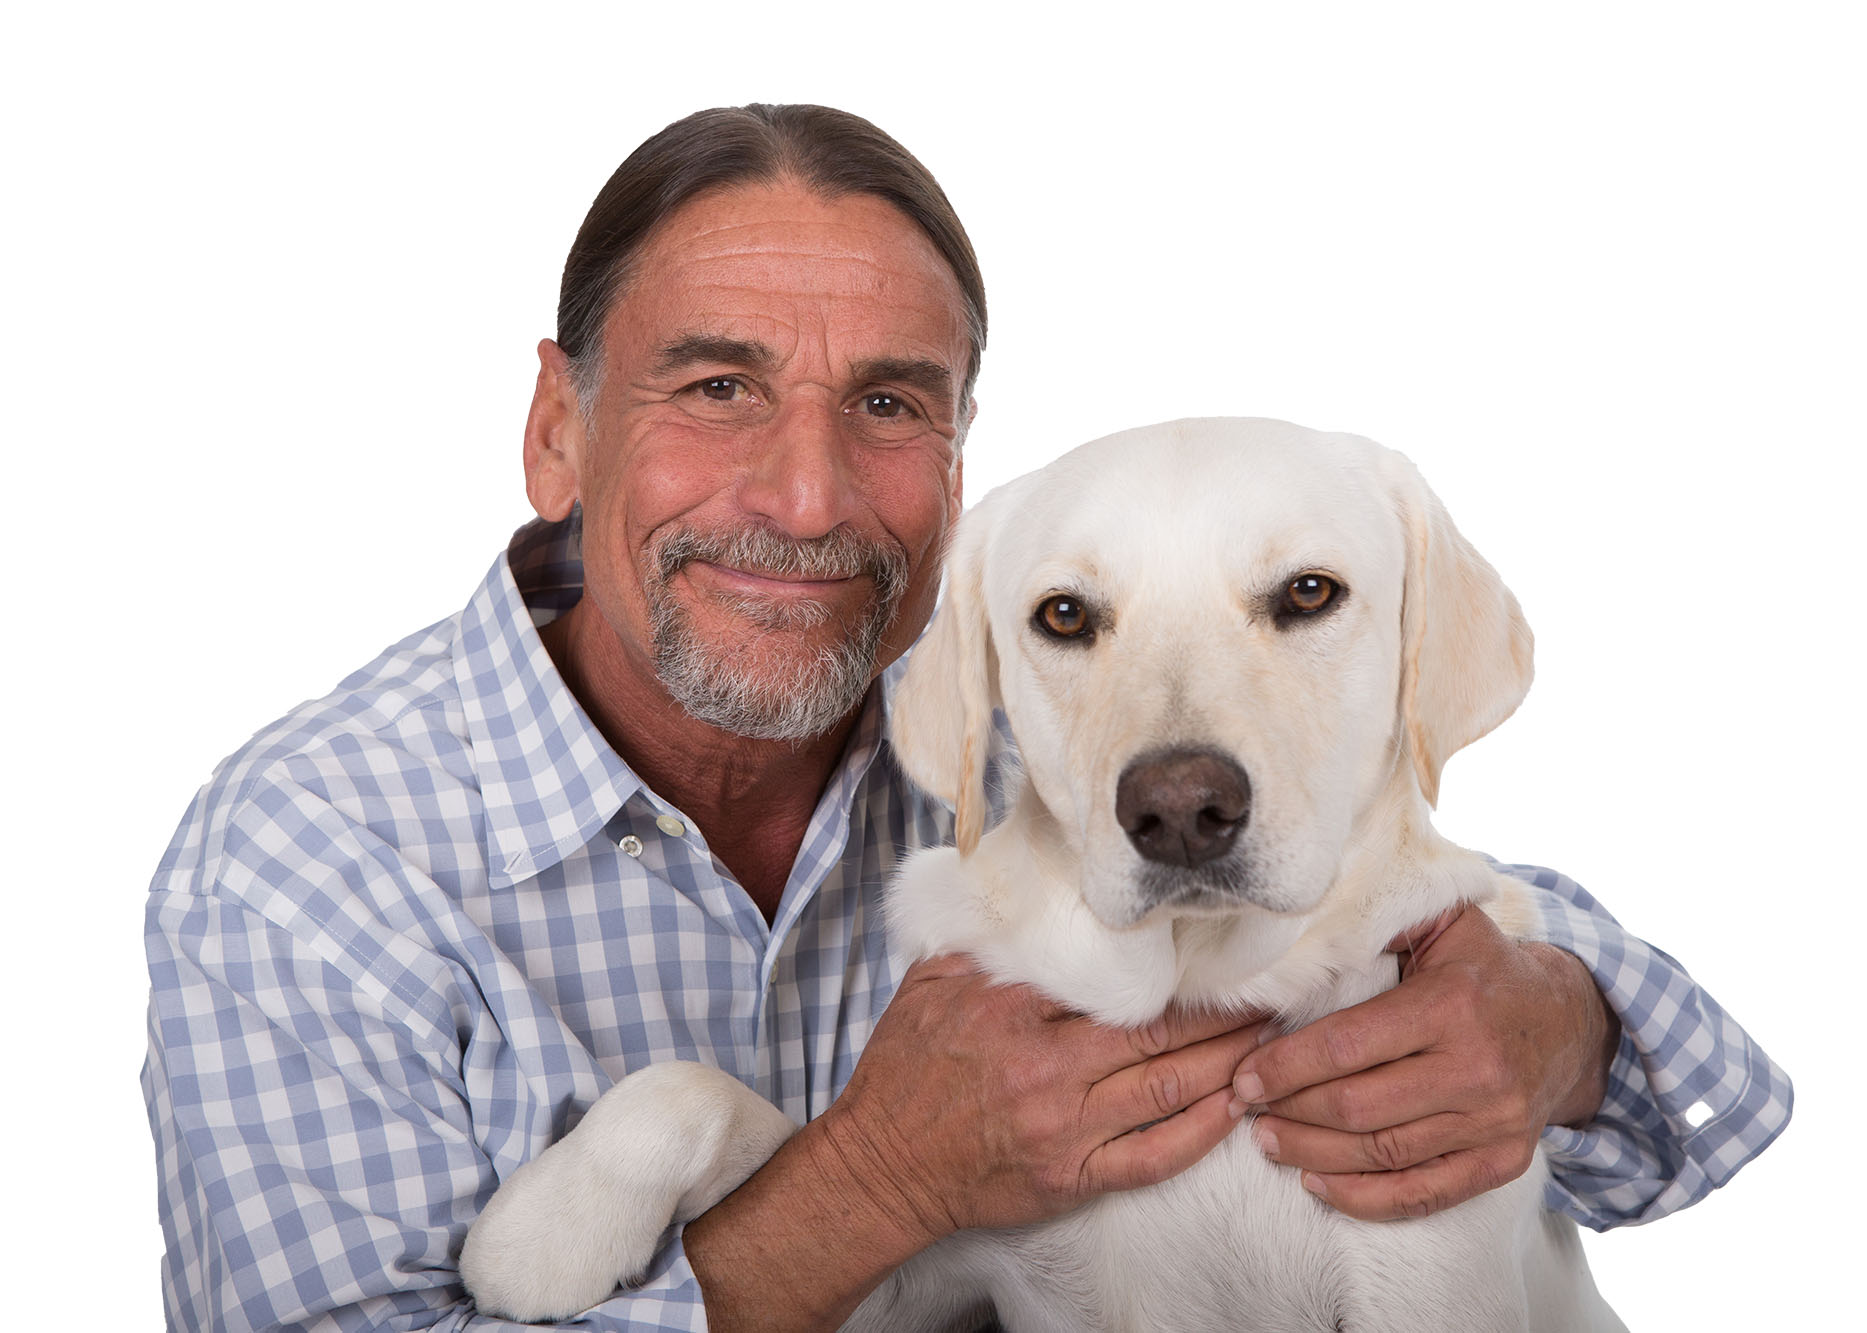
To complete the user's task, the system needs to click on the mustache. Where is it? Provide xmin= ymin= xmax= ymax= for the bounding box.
xmin=651 ymin=525 xmax=910 ymax=604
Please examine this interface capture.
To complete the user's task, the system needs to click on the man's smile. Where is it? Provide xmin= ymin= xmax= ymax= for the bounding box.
xmin=686 ymin=558 xmax=865 ymax=598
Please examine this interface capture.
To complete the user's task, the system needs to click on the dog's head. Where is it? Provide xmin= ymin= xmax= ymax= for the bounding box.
xmin=890 ymin=417 xmax=1531 ymax=930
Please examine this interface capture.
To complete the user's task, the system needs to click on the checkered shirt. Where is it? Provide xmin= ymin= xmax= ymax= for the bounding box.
xmin=143 ymin=518 xmax=1792 ymax=1331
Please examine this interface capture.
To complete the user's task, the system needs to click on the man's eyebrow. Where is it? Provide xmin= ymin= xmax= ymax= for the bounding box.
xmin=651 ymin=334 xmax=776 ymax=377
xmin=651 ymin=338 xmax=959 ymax=408
xmin=853 ymin=357 xmax=960 ymax=408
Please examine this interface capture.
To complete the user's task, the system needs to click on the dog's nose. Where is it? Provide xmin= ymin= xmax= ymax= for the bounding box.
xmin=1115 ymin=749 xmax=1251 ymax=867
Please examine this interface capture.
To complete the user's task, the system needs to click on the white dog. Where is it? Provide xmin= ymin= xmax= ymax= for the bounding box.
xmin=461 ymin=418 xmax=1625 ymax=1331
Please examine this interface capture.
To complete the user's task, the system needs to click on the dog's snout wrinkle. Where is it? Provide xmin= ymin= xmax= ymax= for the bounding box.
xmin=1115 ymin=749 xmax=1251 ymax=868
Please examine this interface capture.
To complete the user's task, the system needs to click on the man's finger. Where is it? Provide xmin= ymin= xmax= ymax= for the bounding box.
xmin=1250 ymin=1109 xmax=1484 ymax=1176
xmin=1081 ymin=1087 xmax=1243 ymax=1195
xmin=1071 ymin=1004 xmax=1267 ymax=1082
xmin=1087 ymin=1020 xmax=1266 ymax=1128
xmin=1232 ymin=989 xmax=1445 ymax=1106
xmin=1383 ymin=906 xmax=1465 ymax=960
xmin=1299 ymin=1145 xmax=1525 ymax=1222
xmin=1246 ymin=1049 xmax=1473 ymax=1135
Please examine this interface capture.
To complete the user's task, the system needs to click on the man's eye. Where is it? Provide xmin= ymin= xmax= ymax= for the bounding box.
xmin=853 ymin=392 xmax=911 ymax=420
xmin=698 ymin=377 xmax=750 ymax=402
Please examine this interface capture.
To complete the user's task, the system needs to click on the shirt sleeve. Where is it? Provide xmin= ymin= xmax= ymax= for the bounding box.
xmin=143 ymin=788 xmax=712 ymax=1331
xmin=1499 ymin=861 xmax=1794 ymax=1231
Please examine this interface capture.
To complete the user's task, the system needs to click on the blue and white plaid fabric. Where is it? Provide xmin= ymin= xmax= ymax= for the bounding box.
xmin=1518 ymin=862 xmax=1792 ymax=1227
xmin=144 ymin=518 xmax=1791 ymax=1331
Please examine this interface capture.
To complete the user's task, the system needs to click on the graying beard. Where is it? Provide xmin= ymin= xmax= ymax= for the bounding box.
xmin=646 ymin=526 xmax=909 ymax=741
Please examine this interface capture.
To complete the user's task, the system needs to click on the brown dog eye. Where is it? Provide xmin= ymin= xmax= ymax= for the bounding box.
xmin=1282 ymin=574 xmax=1340 ymax=616
xmin=1035 ymin=594 xmax=1092 ymax=640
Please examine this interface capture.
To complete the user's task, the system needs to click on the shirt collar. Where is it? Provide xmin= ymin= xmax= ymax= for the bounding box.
xmin=456 ymin=519 xmax=642 ymax=888
xmin=457 ymin=517 xmax=902 ymax=891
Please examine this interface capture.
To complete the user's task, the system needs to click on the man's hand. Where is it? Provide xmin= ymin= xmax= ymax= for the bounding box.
xmin=686 ymin=955 xmax=1263 ymax=1331
xmin=822 ymin=954 xmax=1266 ymax=1242
xmin=1230 ymin=904 xmax=1619 ymax=1222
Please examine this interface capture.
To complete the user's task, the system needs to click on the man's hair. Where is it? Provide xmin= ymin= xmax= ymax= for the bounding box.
xmin=557 ymin=103 xmax=987 ymax=417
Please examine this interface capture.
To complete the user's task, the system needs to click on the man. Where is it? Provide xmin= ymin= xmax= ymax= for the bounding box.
xmin=144 ymin=104 xmax=1790 ymax=1331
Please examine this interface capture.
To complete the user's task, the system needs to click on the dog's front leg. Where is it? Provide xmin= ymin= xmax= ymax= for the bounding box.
xmin=460 ymin=1061 xmax=798 ymax=1322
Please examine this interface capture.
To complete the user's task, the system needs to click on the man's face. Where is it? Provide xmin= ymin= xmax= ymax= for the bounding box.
xmin=529 ymin=181 xmax=971 ymax=740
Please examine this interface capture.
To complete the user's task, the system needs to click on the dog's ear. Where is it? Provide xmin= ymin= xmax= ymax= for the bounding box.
xmin=891 ymin=501 xmax=999 ymax=855
xmin=1388 ymin=453 xmax=1534 ymax=807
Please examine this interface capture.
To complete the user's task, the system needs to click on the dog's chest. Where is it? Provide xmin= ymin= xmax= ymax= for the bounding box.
xmin=947 ymin=1129 xmax=1549 ymax=1333
xmin=882 ymin=845 xmax=1606 ymax=1331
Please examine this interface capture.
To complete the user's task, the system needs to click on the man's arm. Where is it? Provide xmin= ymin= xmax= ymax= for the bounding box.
xmin=150 ymin=860 xmax=1260 ymax=1331
xmin=1228 ymin=863 xmax=1792 ymax=1227
xmin=145 ymin=789 xmax=725 ymax=1331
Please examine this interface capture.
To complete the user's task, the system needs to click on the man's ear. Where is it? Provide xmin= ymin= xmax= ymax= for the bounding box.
xmin=1388 ymin=451 xmax=1534 ymax=807
xmin=524 ymin=339 xmax=585 ymax=522
xmin=891 ymin=493 xmax=1000 ymax=855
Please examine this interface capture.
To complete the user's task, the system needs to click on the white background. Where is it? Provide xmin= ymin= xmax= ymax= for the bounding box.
xmin=5 ymin=2 xmax=1859 ymax=1326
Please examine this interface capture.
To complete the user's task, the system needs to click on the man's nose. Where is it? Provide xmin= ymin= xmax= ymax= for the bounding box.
xmin=736 ymin=395 xmax=860 ymax=538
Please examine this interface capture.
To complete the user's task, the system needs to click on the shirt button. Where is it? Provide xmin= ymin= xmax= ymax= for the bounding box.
xmin=618 ymin=834 xmax=643 ymax=857
xmin=655 ymin=815 xmax=687 ymax=838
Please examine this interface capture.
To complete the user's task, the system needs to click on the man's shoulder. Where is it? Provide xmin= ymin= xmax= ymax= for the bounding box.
xmin=153 ymin=613 xmax=480 ymax=901
xmin=277 ymin=617 xmax=469 ymax=766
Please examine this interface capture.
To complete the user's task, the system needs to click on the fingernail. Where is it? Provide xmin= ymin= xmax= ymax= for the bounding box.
xmin=1301 ymin=1172 xmax=1327 ymax=1200
xmin=1227 ymin=1096 xmax=1248 ymax=1120
xmin=1252 ymin=1122 xmax=1279 ymax=1157
xmin=1233 ymin=1071 xmax=1263 ymax=1103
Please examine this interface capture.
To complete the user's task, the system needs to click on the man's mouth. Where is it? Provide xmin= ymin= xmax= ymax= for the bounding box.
xmin=687 ymin=560 xmax=863 ymax=596
xmin=651 ymin=525 xmax=910 ymax=614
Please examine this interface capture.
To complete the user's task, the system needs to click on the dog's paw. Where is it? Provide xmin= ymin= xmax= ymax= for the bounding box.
xmin=459 ymin=1140 xmax=650 ymax=1323
xmin=460 ymin=1062 xmax=798 ymax=1321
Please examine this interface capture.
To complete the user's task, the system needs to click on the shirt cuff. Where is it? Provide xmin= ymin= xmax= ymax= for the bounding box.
xmin=1501 ymin=861 xmax=1793 ymax=1230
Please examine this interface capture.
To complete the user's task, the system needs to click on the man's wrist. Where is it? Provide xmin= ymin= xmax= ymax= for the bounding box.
xmin=809 ymin=1099 xmax=959 ymax=1253
xmin=683 ymin=1108 xmax=942 ymax=1331
xmin=1529 ymin=942 xmax=1620 ymax=1128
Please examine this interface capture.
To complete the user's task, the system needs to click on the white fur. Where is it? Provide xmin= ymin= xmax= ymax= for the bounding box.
xmin=458 ymin=1062 xmax=796 ymax=1322
xmin=461 ymin=418 xmax=1623 ymax=1331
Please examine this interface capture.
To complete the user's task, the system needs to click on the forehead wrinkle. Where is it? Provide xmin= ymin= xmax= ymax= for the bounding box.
xmin=684 ymin=234 xmax=936 ymax=270
xmin=679 ymin=284 xmax=958 ymax=393
xmin=668 ymin=217 xmax=965 ymax=315
xmin=675 ymin=237 xmax=954 ymax=294
xmin=681 ymin=269 xmax=944 ymax=336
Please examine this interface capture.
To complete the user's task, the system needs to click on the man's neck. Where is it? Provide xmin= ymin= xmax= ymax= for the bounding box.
xmin=539 ymin=602 xmax=859 ymax=923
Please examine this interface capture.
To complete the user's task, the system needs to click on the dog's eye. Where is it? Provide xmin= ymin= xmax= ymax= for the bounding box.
xmin=1281 ymin=574 xmax=1341 ymax=617
xmin=1034 ymin=594 xmax=1093 ymax=641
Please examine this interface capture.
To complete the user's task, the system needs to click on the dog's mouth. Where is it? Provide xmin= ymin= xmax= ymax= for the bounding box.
xmin=1135 ymin=860 xmax=1251 ymax=915
xmin=1124 ymin=854 xmax=1314 ymax=922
